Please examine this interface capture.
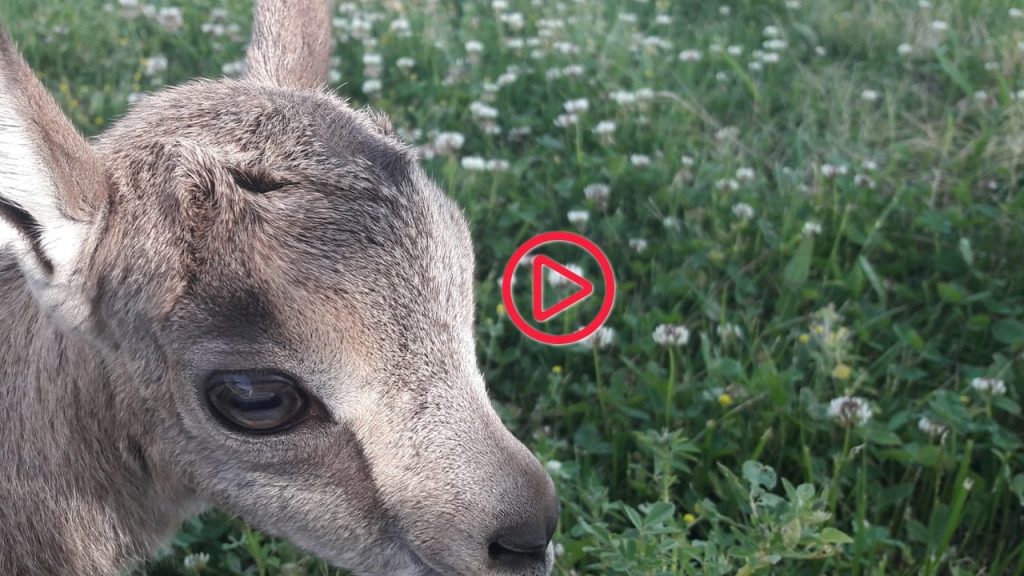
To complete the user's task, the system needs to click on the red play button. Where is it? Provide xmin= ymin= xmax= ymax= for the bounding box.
xmin=501 ymin=231 xmax=616 ymax=346
xmin=532 ymin=255 xmax=594 ymax=322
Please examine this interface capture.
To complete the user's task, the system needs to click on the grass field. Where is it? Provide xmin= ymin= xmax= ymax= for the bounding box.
xmin=2 ymin=0 xmax=1023 ymax=574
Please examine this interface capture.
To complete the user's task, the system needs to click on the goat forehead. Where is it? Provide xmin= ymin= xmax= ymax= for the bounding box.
xmin=98 ymin=80 xmax=475 ymax=360
xmin=101 ymin=79 xmax=407 ymax=171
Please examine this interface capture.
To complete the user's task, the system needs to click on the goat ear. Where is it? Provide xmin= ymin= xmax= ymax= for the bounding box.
xmin=0 ymin=26 xmax=107 ymax=322
xmin=244 ymin=0 xmax=333 ymax=89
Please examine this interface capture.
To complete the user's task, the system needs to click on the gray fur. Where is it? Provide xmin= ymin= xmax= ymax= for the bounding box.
xmin=0 ymin=2 xmax=558 ymax=575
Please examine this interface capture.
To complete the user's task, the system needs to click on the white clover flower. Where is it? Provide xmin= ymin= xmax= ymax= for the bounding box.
xmin=719 ymin=5 xmax=732 ymax=15
xmin=970 ymin=377 xmax=1007 ymax=395
xmin=501 ymin=12 xmax=525 ymax=29
xmin=563 ymin=98 xmax=590 ymax=114
xmin=567 ymin=209 xmax=590 ymax=225
xmin=584 ymin=183 xmax=611 ymax=205
xmin=930 ymin=20 xmax=948 ymax=32
xmin=680 ymin=155 xmax=695 ymax=167
xmin=827 ymin=396 xmax=873 ymax=427
xmin=861 ymin=159 xmax=879 ymax=171
xmin=618 ymin=12 xmax=638 ymax=23
xmin=432 ymin=132 xmax=465 ymax=154
xmin=727 ymin=44 xmax=743 ymax=56
xmin=497 ymin=71 xmax=518 ymax=85
xmin=201 ymin=21 xmax=226 ymax=36
xmin=662 ymin=216 xmax=681 ymax=231
xmin=578 ymin=326 xmax=616 ymax=350
xmin=562 ymin=64 xmax=585 ymax=78
xmin=630 ymin=154 xmax=652 ymax=167
xmin=715 ymin=178 xmax=740 ymax=192
xmin=155 ymin=6 xmax=184 ymax=32
xmin=545 ymin=460 xmax=563 ymax=474
xmin=748 ymin=60 xmax=764 ymax=72
xmin=470 ymin=101 xmax=499 ymax=119
xmin=465 ymin=40 xmax=484 ymax=53
xmin=918 ymin=0 xmax=931 ymax=7
xmin=854 ymin=173 xmax=876 ymax=189
xmin=1012 ymin=7 xmax=1023 ymax=18
xmin=505 ymin=37 xmax=525 ymax=49
xmin=820 ymin=163 xmax=848 ymax=178
xmin=763 ymin=25 xmax=781 ymax=37
xmin=898 ymin=43 xmax=913 ymax=56
xmin=461 ymin=156 xmax=487 ymax=171
xmin=861 ymin=89 xmax=881 ymax=102
xmin=144 ymin=54 xmax=168 ymax=77
xmin=552 ymin=41 xmax=578 ymax=55
xmin=548 ymin=263 xmax=585 ymax=287
xmin=736 ymin=166 xmax=755 ymax=181
xmin=786 ymin=0 xmax=801 ymax=8
xmin=350 ymin=17 xmax=372 ymax=38
xmin=716 ymin=323 xmax=743 ymax=341
xmin=655 ymin=14 xmax=672 ymax=25
xmin=361 ymin=79 xmax=382 ymax=94
xmin=917 ymin=416 xmax=947 ymax=438
xmin=492 ymin=0 xmax=509 ymax=10
xmin=183 ymin=552 xmax=210 ymax=571
xmin=732 ymin=202 xmax=755 ymax=220
xmin=759 ymin=51 xmax=780 ymax=64
xmin=653 ymin=324 xmax=691 ymax=346
xmin=554 ymin=113 xmax=578 ymax=127
xmin=610 ymin=90 xmax=638 ymax=105
xmin=716 ymin=126 xmax=741 ymax=140
xmin=678 ymin=49 xmax=703 ymax=62
xmin=396 ymin=57 xmax=415 ymax=71
xmin=764 ymin=39 xmax=787 ymax=51
xmin=485 ymin=159 xmax=510 ymax=172
xmin=593 ymin=120 xmax=616 ymax=136
xmin=802 ymin=221 xmax=823 ymax=236
xmin=363 ymin=53 xmax=383 ymax=67
xmin=815 ymin=46 xmax=827 ymax=56
xmin=390 ymin=18 xmax=411 ymax=35
xmin=709 ymin=43 xmax=723 ymax=54
xmin=628 ymin=238 xmax=648 ymax=253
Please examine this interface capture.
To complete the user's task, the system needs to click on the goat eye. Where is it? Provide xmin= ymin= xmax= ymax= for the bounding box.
xmin=205 ymin=371 xmax=309 ymax=434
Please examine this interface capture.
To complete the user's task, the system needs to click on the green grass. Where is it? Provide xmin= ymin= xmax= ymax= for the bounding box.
xmin=2 ymin=0 xmax=1023 ymax=573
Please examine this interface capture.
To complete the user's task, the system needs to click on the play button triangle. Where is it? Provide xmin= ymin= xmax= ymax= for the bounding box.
xmin=532 ymin=255 xmax=595 ymax=322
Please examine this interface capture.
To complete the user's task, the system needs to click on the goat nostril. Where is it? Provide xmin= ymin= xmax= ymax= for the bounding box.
xmin=488 ymin=538 xmax=548 ymax=567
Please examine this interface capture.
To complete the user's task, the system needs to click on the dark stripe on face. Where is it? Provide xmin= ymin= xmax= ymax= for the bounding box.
xmin=0 ymin=197 xmax=54 ymax=275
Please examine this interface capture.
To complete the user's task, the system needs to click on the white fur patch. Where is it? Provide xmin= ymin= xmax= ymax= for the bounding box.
xmin=0 ymin=95 xmax=86 ymax=273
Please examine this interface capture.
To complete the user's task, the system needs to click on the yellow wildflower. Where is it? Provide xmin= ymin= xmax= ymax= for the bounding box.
xmin=831 ymin=363 xmax=852 ymax=380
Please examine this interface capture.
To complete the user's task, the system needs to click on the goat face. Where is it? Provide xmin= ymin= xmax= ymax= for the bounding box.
xmin=0 ymin=2 xmax=558 ymax=575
